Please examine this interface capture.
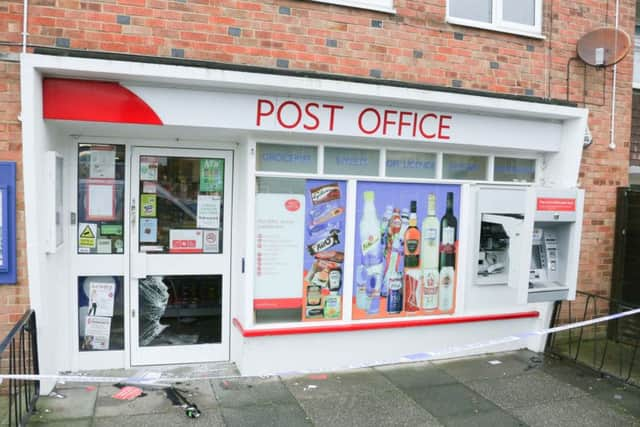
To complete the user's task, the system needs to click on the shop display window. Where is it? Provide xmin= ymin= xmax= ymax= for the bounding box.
xmin=138 ymin=156 xmax=224 ymax=254
xmin=251 ymin=143 xmax=536 ymax=326
xmin=77 ymin=144 xmax=125 ymax=254
xmin=352 ymin=182 xmax=460 ymax=319
xmin=256 ymin=143 xmax=317 ymax=173
xmin=385 ymin=151 xmax=436 ymax=179
xmin=442 ymin=154 xmax=488 ymax=180
xmin=78 ymin=276 xmax=124 ymax=351
xmin=494 ymin=157 xmax=536 ymax=182
xmin=254 ymin=177 xmax=346 ymax=323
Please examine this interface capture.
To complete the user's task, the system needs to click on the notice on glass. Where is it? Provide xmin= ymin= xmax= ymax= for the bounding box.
xmin=78 ymin=223 xmax=97 ymax=249
xmin=196 ymin=195 xmax=221 ymax=229
xmin=140 ymin=194 xmax=157 ymax=217
xmin=140 ymin=218 xmax=158 ymax=243
xmin=142 ymin=181 xmax=157 ymax=194
xmin=90 ymin=148 xmax=116 ymax=179
xmin=169 ymin=229 xmax=203 ymax=253
xmin=200 ymin=159 xmax=224 ymax=193
xmin=140 ymin=157 xmax=158 ymax=181
xmin=97 ymin=238 xmax=112 ymax=254
xmin=203 ymin=230 xmax=219 ymax=253
xmin=84 ymin=316 xmax=111 ymax=350
xmin=254 ymin=193 xmax=305 ymax=300
xmin=87 ymin=183 xmax=115 ymax=220
xmin=89 ymin=281 xmax=115 ymax=317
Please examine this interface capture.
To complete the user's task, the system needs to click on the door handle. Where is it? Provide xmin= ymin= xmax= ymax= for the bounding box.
xmin=131 ymin=197 xmax=137 ymax=226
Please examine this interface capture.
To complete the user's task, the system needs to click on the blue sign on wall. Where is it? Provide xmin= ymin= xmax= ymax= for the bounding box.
xmin=0 ymin=162 xmax=17 ymax=284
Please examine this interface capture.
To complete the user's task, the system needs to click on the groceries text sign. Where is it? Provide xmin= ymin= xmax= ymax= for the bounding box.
xmin=256 ymin=98 xmax=453 ymax=142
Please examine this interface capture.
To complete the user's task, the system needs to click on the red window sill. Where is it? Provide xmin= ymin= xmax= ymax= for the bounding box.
xmin=233 ymin=310 xmax=539 ymax=337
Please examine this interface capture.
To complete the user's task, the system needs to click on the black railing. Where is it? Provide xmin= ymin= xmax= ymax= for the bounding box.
xmin=0 ymin=310 xmax=39 ymax=427
xmin=546 ymin=291 xmax=640 ymax=385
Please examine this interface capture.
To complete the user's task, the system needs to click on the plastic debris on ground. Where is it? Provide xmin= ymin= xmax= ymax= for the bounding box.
xmin=139 ymin=276 xmax=170 ymax=345
xmin=487 ymin=360 xmax=503 ymax=365
xmin=112 ymin=386 xmax=144 ymax=400
xmin=48 ymin=391 xmax=66 ymax=399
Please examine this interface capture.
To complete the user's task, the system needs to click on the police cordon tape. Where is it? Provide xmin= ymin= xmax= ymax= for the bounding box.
xmin=2 ymin=306 xmax=640 ymax=385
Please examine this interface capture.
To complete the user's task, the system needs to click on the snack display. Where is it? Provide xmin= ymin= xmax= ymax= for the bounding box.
xmin=303 ymin=180 xmax=346 ymax=321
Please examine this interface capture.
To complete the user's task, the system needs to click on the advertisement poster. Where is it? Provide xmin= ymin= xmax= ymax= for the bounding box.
xmin=254 ymin=193 xmax=305 ymax=302
xmin=140 ymin=194 xmax=157 ymax=217
xmin=88 ymin=281 xmax=116 ymax=317
xmin=200 ymin=159 xmax=224 ymax=193
xmin=352 ymin=182 xmax=460 ymax=320
xmin=140 ymin=218 xmax=158 ymax=243
xmin=169 ymin=229 xmax=203 ymax=253
xmin=140 ymin=157 xmax=159 ymax=181
xmin=302 ymin=180 xmax=346 ymax=321
xmin=84 ymin=316 xmax=111 ymax=350
xmin=196 ymin=195 xmax=221 ymax=229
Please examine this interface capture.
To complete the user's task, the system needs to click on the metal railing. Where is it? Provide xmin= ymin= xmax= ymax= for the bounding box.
xmin=546 ymin=291 xmax=640 ymax=385
xmin=0 ymin=310 xmax=39 ymax=427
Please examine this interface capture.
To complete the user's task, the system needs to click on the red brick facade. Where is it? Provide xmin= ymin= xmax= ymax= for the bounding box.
xmin=0 ymin=0 xmax=636 ymax=333
xmin=631 ymin=90 xmax=640 ymax=167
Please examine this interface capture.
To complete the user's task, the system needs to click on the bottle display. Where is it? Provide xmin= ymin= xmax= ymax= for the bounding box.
xmin=359 ymin=191 xmax=384 ymax=314
xmin=421 ymin=193 xmax=440 ymax=310
xmin=438 ymin=192 xmax=457 ymax=312
xmin=403 ymin=201 xmax=421 ymax=312
xmin=353 ymin=183 xmax=459 ymax=319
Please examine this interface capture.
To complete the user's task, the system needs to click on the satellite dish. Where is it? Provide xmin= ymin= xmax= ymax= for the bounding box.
xmin=577 ymin=27 xmax=631 ymax=67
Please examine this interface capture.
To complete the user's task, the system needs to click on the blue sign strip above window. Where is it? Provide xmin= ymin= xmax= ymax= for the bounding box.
xmin=0 ymin=162 xmax=17 ymax=284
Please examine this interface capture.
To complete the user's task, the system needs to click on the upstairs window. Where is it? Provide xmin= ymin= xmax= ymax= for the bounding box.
xmin=308 ymin=0 xmax=395 ymax=14
xmin=447 ymin=0 xmax=542 ymax=38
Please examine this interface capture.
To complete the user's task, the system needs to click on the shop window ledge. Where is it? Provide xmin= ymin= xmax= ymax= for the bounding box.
xmin=233 ymin=310 xmax=539 ymax=337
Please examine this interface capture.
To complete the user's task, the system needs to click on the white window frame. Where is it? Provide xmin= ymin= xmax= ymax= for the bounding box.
xmin=308 ymin=0 xmax=395 ymax=14
xmin=446 ymin=0 xmax=543 ymax=39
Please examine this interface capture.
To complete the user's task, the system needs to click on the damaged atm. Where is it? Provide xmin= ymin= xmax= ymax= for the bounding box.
xmin=470 ymin=185 xmax=584 ymax=306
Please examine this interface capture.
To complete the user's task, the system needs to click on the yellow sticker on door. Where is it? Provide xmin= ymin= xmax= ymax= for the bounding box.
xmin=79 ymin=223 xmax=97 ymax=249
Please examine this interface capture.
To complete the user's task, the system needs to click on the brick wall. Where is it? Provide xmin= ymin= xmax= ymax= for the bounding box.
xmin=0 ymin=59 xmax=29 ymax=338
xmin=0 ymin=0 xmax=636 ymax=334
xmin=631 ymin=90 xmax=640 ymax=167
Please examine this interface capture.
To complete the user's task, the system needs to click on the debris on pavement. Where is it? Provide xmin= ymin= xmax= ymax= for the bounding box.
xmin=112 ymin=386 xmax=143 ymax=400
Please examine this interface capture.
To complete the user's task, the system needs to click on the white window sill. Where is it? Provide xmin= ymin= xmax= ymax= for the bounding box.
xmin=308 ymin=0 xmax=396 ymax=14
xmin=446 ymin=17 xmax=545 ymax=40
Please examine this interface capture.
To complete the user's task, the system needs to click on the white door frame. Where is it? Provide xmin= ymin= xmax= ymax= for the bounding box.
xmin=129 ymin=146 xmax=233 ymax=366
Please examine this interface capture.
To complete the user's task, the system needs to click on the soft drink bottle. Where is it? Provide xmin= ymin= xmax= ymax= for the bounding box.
xmin=359 ymin=191 xmax=384 ymax=314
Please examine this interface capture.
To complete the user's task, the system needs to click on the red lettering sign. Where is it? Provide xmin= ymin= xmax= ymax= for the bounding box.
xmin=536 ymin=198 xmax=576 ymax=212
xmin=256 ymin=99 xmax=453 ymax=141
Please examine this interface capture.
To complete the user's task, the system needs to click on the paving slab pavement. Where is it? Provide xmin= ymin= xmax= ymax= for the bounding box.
xmin=23 ymin=350 xmax=640 ymax=426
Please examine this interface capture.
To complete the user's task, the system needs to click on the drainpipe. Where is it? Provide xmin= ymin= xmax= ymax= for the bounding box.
xmin=609 ymin=0 xmax=620 ymax=150
xmin=22 ymin=0 xmax=28 ymax=53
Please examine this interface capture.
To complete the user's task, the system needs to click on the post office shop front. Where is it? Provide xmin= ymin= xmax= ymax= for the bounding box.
xmin=21 ymin=54 xmax=587 ymax=385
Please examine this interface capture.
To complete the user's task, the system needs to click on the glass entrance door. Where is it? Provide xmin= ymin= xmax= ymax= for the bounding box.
xmin=130 ymin=147 xmax=232 ymax=365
